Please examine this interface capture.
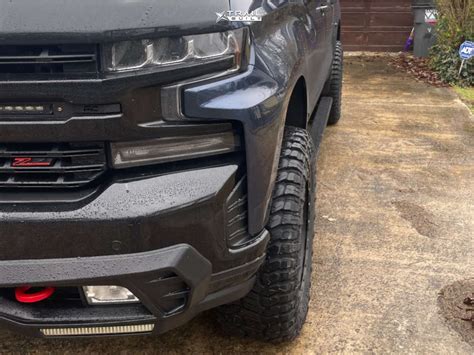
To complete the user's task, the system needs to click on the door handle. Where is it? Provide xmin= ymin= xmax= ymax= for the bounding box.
xmin=316 ymin=5 xmax=329 ymax=14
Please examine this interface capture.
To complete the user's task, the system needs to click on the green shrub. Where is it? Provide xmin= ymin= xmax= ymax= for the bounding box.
xmin=429 ymin=0 xmax=474 ymax=86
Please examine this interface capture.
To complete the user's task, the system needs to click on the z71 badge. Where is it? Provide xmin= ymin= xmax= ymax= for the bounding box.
xmin=11 ymin=157 xmax=54 ymax=167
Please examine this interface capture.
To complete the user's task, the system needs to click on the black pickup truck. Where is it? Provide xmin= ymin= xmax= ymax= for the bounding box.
xmin=0 ymin=0 xmax=343 ymax=342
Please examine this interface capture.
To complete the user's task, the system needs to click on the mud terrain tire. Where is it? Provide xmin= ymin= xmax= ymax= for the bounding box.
xmin=217 ymin=126 xmax=316 ymax=343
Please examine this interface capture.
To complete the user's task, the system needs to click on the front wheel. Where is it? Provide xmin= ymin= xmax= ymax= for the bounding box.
xmin=216 ymin=126 xmax=316 ymax=342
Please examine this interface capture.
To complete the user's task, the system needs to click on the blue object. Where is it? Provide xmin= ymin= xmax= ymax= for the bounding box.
xmin=459 ymin=41 xmax=474 ymax=60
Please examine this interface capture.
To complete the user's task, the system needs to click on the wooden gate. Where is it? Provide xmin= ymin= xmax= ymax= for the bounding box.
xmin=341 ymin=0 xmax=414 ymax=51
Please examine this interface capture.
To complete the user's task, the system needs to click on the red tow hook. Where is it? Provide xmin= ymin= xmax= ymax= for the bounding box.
xmin=15 ymin=286 xmax=56 ymax=303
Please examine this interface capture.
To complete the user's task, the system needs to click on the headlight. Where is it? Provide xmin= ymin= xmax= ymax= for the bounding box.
xmin=103 ymin=28 xmax=248 ymax=72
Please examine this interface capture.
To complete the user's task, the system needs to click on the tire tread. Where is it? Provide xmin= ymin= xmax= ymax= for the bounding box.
xmin=327 ymin=41 xmax=344 ymax=125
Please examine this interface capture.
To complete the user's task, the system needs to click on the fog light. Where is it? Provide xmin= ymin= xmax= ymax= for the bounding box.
xmin=83 ymin=286 xmax=139 ymax=305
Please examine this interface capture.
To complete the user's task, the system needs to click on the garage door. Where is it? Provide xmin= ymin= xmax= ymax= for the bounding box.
xmin=341 ymin=0 xmax=414 ymax=51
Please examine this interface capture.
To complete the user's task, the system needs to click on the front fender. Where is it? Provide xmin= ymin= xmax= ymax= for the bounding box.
xmin=177 ymin=3 xmax=312 ymax=235
xmin=183 ymin=66 xmax=287 ymax=236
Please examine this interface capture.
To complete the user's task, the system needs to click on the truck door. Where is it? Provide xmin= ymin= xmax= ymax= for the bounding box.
xmin=305 ymin=0 xmax=332 ymax=109
xmin=318 ymin=0 xmax=336 ymax=78
xmin=326 ymin=0 xmax=338 ymax=50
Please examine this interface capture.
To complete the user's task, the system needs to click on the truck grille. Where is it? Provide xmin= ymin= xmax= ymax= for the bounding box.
xmin=0 ymin=143 xmax=107 ymax=189
xmin=0 ymin=44 xmax=98 ymax=76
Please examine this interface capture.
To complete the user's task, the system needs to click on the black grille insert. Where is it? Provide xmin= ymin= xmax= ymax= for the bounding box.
xmin=226 ymin=177 xmax=250 ymax=249
xmin=0 ymin=44 xmax=98 ymax=75
xmin=0 ymin=143 xmax=107 ymax=189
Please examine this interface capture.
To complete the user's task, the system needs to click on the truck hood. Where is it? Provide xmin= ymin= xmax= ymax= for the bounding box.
xmin=0 ymin=0 xmax=231 ymax=44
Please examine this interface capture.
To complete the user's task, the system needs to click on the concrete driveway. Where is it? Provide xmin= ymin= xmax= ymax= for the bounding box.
xmin=1 ymin=57 xmax=473 ymax=354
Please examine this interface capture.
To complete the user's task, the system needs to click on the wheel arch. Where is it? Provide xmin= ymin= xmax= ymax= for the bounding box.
xmin=284 ymin=76 xmax=308 ymax=129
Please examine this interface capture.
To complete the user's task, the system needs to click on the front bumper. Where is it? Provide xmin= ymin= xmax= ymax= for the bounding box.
xmin=0 ymin=163 xmax=269 ymax=337
xmin=0 ymin=164 xmax=266 ymax=269
xmin=0 ymin=242 xmax=267 ymax=338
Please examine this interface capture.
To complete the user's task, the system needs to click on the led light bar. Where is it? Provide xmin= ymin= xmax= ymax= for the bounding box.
xmin=0 ymin=104 xmax=52 ymax=115
xmin=41 ymin=324 xmax=155 ymax=337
